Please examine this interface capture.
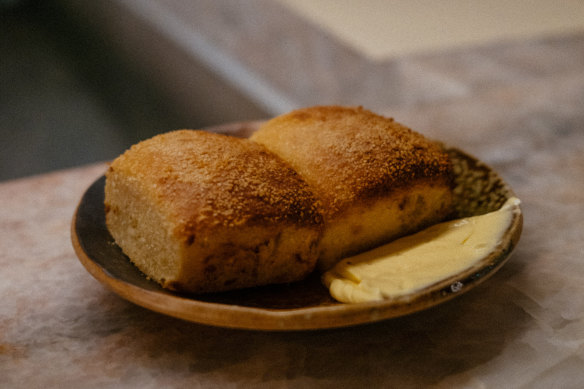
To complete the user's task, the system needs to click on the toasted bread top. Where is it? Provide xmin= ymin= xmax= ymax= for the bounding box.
xmin=107 ymin=130 xmax=323 ymax=240
xmin=250 ymin=106 xmax=453 ymax=217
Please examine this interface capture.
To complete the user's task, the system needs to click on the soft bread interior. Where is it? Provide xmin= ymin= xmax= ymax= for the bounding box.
xmin=105 ymin=171 xmax=181 ymax=284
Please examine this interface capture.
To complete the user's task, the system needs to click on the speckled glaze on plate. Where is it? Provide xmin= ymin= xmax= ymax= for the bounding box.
xmin=71 ymin=122 xmax=522 ymax=331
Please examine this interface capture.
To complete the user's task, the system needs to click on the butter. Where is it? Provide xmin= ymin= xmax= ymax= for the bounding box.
xmin=323 ymin=197 xmax=521 ymax=303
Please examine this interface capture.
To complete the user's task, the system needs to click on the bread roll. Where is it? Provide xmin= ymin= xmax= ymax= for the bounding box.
xmin=250 ymin=106 xmax=455 ymax=270
xmin=105 ymin=130 xmax=323 ymax=293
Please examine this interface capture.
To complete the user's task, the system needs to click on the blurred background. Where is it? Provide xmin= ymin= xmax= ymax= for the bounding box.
xmin=2 ymin=0 xmax=583 ymax=181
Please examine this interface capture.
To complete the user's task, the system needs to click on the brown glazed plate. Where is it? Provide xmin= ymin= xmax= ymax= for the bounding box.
xmin=71 ymin=122 xmax=523 ymax=331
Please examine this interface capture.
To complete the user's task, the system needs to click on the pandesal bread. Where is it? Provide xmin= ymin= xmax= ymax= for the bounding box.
xmin=250 ymin=106 xmax=455 ymax=270
xmin=105 ymin=130 xmax=323 ymax=293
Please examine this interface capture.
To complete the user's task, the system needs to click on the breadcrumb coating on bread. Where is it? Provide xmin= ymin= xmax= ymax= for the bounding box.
xmin=105 ymin=106 xmax=456 ymax=290
xmin=251 ymin=106 xmax=453 ymax=217
xmin=108 ymin=130 xmax=323 ymax=239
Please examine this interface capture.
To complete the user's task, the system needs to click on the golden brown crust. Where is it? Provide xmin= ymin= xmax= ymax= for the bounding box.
xmin=250 ymin=105 xmax=454 ymax=218
xmin=105 ymin=130 xmax=324 ymax=293
xmin=250 ymin=106 xmax=455 ymax=269
xmin=105 ymin=106 xmax=456 ymax=291
xmin=109 ymin=130 xmax=323 ymax=239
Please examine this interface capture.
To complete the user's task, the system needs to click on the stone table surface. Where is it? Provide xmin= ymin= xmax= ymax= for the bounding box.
xmin=2 ymin=12 xmax=584 ymax=389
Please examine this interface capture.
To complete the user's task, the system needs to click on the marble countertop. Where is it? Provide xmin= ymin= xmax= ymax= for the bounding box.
xmin=2 ymin=5 xmax=584 ymax=387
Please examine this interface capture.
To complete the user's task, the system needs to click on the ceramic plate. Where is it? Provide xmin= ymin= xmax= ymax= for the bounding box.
xmin=71 ymin=123 xmax=522 ymax=331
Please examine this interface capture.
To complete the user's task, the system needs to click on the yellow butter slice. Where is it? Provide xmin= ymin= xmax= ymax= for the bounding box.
xmin=323 ymin=197 xmax=521 ymax=303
